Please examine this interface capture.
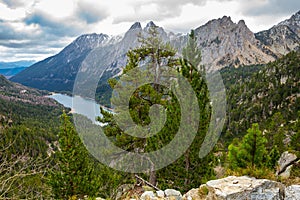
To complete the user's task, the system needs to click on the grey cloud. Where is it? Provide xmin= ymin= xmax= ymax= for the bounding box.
xmin=0 ymin=0 xmax=27 ymax=9
xmin=24 ymin=11 xmax=83 ymax=37
xmin=0 ymin=36 xmax=70 ymax=61
xmin=75 ymin=1 xmax=109 ymax=24
xmin=0 ymin=37 xmax=67 ymax=49
xmin=0 ymin=17 xmax=72 ymax=61
xmin=0 ymin=21 xmax=37 ymax=41
xmin=0 ymin=23 xmax=22 ymax=40
xmin=0 ymin=47 xmax=59 ymax=61
xmin=240 ymin=0 xmax=300 ymax=16
xmin=0 ymin=5 xmax=93 ymax=61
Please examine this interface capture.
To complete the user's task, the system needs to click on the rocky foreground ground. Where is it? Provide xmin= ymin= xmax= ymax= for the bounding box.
xmin=105 ymin=176 xmax=299 ymax=200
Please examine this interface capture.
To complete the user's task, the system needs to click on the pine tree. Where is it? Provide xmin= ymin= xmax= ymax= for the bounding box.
xmin=101 ymin=28 xmax=214 ymax=191
xmin=291 ymin=111 xmax=300 ymax=153
xmin=49 ymin=112 xmax=101 ymax=199
xmin=177 ymin=30 xmax=211 ymax=186
xmin=267 ymin=145 xmax=280 ymax=169
xmin=101 ymin=26 xmax=178 ymax=186
xmin=228 ymin=123 xmax=268 ymax=169
xmin=266 ymin=112 xmax=286 ymax=153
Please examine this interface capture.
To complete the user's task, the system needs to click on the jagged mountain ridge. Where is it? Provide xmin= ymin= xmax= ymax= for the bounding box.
xmin=195 ymin=16 xmax=275 ymax=69
xmin=11 ymin=11 xmax=300 ymax=97
xmin=255 ymin=10 xmax=300 ymax=56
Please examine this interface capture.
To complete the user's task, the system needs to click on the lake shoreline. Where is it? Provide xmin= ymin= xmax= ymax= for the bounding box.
xmin=47 ymin=93 xmax=113 ymax=125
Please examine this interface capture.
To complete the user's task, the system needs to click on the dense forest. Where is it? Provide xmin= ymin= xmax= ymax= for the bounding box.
xmin=0 ymin=26 xmax=299 ymax=199
xmin=0 ymin=75 xmax=66 ymax=198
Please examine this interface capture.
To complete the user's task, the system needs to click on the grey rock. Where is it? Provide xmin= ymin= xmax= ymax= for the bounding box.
xmin=146 ymin=21 xmax=157 ymax=28
xmin=276 ymin=151 xmax=298 ymax=177
xmin=285 ymin=185 xmax=300 ymax=200
xmin=205 ymin=176 xmax=285 ymax=200
xmin=129 ymin=22 xmax=142 ymax=30
xmin=182 ymin=188 xmax=201 ymax=200
xmin=141 ymin=191 xmax=156 ymax=200
xmin=156 ymin=190 xmax=165 ymax=198
xmin=164 ymin=189 xmax=182 ymax=199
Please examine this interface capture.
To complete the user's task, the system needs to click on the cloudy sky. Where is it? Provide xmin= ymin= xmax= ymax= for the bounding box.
xmin=0 ymin=0 xmax=299 ymax=62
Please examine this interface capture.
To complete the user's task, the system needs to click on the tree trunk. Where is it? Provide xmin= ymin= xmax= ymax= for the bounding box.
xmin=149 ymin=170 xmax=157 ymax=186
xmin=251 ymin=132 xmax=257 ymax=168
xmin=184 ymin=149 xmax=190 ymax=185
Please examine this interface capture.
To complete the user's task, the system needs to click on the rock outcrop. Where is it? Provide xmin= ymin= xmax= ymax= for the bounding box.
xmin=202 ymin=176 xmax=285 ymax=200
xmin=276 ymin=151 xmax=299 ymax=178
xmin=140 ymin=189 xmax=182 ymax=200
xmin=132 ymin=176 xmax=300 ymax=200
xmin=285 ymin=185 xmax=300 ymax=200
xmin=182 ymin=176 xmax=300 ymax=200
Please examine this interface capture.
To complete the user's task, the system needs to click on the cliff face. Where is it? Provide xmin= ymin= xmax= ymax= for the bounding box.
xmin=255 ymin=11 xmax=300 ymax=56
xmin=195 ymin=16 xmax=276 ymax=70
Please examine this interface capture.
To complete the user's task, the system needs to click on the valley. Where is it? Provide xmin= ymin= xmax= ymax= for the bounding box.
xmin=0 ymin=8 xmax=299 ymax=200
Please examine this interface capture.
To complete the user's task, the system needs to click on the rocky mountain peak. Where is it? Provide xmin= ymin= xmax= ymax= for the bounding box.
xmin=290 ymin=10 xmax=300 ymax=21
xmin=204 ymin=16 xmax=232 ymax=28
xmin=71 ymin=33 xmax=109 ymax=50
xmin=220 ymin=16 xmax=232 ymax=22
xmin=238 ymin=19 xmax=246 ymax=26
xmin=146 ymin=21 xmax=157 ymax=28
xmin=194 ymin=15 xmax=273 ymax=70
xmin=75 ymin=33 xmax=108 ymax=42
xmin=129 ymin=22 xmax=142 ymax=30
xmin=277 ymin=10 xmax=300 ymax=36
xmin=255 ymin=10 xmax=300 ymax=56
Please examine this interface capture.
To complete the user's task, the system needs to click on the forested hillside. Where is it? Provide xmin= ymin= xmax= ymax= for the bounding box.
xmin=222 ymin=51 xmax=300 ymax=144
xmin=0 ymin=75 xmax=65 ymax=198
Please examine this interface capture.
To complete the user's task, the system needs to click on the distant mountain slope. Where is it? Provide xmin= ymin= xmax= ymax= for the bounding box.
xmin=11 ymin=33 xmax=109 ymax=92
xmin=0 ymin=67 xmax=26 ymax=78
xmin=0 ymin=60 xmax=35 ymax=69
xmin=0 ymin=74 xmax=60 ymax=107
xmin=0 ymin=60 xmax=35 ymax=77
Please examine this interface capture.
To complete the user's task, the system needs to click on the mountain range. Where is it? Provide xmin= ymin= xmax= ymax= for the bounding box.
xmin=0 ymin=60 xmax=35 ymax=69
xmin=0 ymin=60 xmax=35 ymax=78
xmin=11 ymin=11 xmax=300 ymax=99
